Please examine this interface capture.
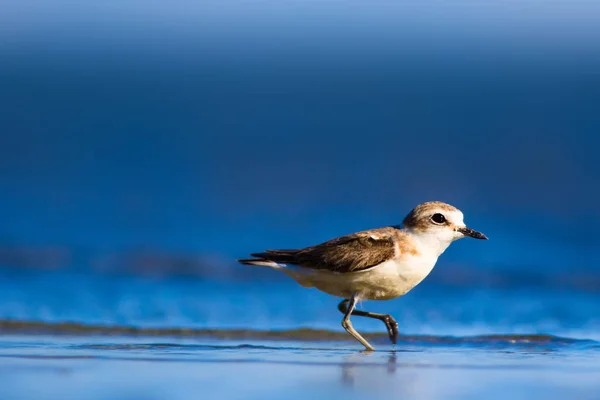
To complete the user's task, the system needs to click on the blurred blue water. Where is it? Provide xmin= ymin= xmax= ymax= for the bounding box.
xmin=1 ymin=269 xmax=599 ymax=341
xmin=2 ymin=4 xmax=600 ymax=400
xmin=1 ymin=0 xmax=600 ymax=340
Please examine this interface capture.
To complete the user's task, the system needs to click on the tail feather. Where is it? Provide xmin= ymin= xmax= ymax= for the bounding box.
xmin=237 ymin=258 xmax=279 ymax=267
xmin=238 ymin=249 xmax=301 ymax=268
xmin=250 ymin=250 xmax=299 ymax=263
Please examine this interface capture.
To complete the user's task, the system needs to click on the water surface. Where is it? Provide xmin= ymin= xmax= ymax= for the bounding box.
xmin=1 ymin=332 xmax=599 ymax=400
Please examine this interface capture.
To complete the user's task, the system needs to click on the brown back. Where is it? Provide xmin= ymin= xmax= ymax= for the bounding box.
xmin=258 ymin=227 xmax=404 ymax=273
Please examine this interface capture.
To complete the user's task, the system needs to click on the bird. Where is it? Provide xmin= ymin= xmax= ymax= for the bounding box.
xmin=238 ymin=201 xmax=488 ymax=351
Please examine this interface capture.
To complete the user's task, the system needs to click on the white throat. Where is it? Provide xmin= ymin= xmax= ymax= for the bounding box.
xmin=405 ymin=228 xmax=456 ymax=257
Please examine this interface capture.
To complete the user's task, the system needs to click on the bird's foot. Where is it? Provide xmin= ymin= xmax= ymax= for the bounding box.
xmin=383 ymin=315 xmax=399 ymax=344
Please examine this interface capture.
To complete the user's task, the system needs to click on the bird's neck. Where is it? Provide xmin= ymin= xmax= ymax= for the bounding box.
xmin=404 ymin=228 xmax=454 ymax=258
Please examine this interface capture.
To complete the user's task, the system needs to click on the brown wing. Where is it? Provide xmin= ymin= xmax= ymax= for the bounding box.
xmin=248 ymin=227 xmax=398 ymax=273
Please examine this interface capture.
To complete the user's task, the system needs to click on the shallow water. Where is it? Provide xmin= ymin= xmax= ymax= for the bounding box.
xmin=2 ymin=1 xmax=600 ymax=398
xmin=1 ymin=270 xmax=599 ymax=339
xmin=1 ymin=270 xmax=599 ymax=399
xmin=0 ymin=333 xmax=599 ymax=400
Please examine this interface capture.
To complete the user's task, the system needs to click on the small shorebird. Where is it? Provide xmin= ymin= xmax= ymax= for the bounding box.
xmin=238 ymin=201 xmax=487 ymax=351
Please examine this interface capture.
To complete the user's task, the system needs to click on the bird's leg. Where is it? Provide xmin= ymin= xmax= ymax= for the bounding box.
xmin=341 ymin=294 xmax=375 ymax=351
xmin=338 ymin=299 xmax=399 ymax=344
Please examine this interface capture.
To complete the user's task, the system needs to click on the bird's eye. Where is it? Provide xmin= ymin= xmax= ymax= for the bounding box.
xmin=431 ymin=213 xmax=446 ymax=224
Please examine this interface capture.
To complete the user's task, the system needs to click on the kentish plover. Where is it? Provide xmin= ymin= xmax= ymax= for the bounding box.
xmin=238 ymin=201 xmax=488 ymax=351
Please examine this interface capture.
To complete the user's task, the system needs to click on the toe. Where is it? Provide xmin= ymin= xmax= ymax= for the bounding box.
xmin=390 ymin=322 xmax=399 ymax=344
xmin=385 ymin=316 xmax=399 ymax=344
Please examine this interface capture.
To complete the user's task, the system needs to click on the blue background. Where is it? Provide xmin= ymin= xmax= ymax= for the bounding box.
xmin=0 ymin=0 xmax=599 ymax=336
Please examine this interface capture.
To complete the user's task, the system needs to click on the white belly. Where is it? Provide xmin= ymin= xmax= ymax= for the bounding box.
xmin=282 ymin=255 xmax=438 ymax=301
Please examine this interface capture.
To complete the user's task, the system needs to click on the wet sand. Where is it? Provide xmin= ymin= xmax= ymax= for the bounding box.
xmin=0 ymin=323 xmax=598 ymax=400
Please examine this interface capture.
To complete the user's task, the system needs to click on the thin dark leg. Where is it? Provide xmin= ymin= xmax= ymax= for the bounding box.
xmin=338 ymin=299 xmax=399 ymax=344
xmin=341 ymin=294 xmax=375 ymax=351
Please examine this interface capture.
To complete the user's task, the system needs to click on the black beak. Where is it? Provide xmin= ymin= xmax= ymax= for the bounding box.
xmin=457 ymin=226 xmax=488 ymax=240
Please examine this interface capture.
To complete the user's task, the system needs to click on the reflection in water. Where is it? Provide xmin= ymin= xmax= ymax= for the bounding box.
xmin=340 ymin=351 xmax=367 ymax=385
xmin=1 ymin=335 xmax=599 ymax=400
xmin=340 ymin=351 xmax=398 ymax=387
xmin=339 ymin=351 xmax=431 ymax=398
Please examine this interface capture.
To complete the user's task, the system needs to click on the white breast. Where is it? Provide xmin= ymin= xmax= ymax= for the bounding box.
xmin=393 ymin=253 xmax=439 ymax=294
xmin=279 ymin=252 xmax=439 ymax=301
xmin=341 ymin=253 xmax=439 ymax=300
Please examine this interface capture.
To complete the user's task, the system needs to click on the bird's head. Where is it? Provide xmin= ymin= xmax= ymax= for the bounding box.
xmin=402 ymin=201 xmax=487 ymax=254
